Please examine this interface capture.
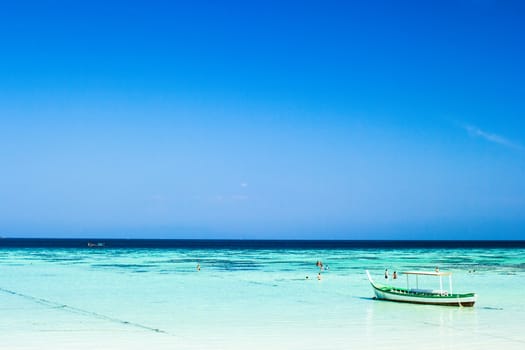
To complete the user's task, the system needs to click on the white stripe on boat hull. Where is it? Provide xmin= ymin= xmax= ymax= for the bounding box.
xmin=373 ymin=289 xmax=477 ymax=305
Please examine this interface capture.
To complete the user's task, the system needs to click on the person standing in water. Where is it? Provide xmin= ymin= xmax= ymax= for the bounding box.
xmin=393 ymin=271 xmax=397 ymax=280
xmin=384 ymin=269 xmax=389 ymax=279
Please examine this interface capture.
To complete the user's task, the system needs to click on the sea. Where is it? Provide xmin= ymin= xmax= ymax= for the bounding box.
xmin=1 ymin=239 xmax=524 ymax=350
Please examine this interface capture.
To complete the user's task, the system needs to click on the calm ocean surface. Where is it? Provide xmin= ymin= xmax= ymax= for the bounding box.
xmin=1 ymin=239 xmax=524 ymax=350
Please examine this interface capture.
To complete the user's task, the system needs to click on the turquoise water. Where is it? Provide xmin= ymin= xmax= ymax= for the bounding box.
xmin=1 ymin=247 xmax=524 ymax=349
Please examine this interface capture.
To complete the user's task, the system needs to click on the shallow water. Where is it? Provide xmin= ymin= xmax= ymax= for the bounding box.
xmin=1 ymin=245 xmax=524 ymax=349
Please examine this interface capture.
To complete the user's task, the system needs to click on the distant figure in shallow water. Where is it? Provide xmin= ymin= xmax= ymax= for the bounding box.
xmin=196 ymin=263 xmax=201 ymax=271
xmin=317 ymin=272 xmax=322 ymax=280
xmin=393 ymin=271 xmax=397 ymax=280
xmin=384 ymin=269 xmax=388 ymax=279
xmin=435 ymin=266 xmax=439 ymax=273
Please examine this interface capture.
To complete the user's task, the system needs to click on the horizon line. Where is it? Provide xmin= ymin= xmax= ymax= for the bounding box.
xmin=2 ymin=237 xmax=525 ymax=241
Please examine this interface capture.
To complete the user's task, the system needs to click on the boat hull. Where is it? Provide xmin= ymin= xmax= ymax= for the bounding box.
xmin=371 ymin=285 xmax=476 ymax=307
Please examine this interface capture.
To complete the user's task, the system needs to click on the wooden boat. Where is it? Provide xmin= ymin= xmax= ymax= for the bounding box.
xmin=365 ymin=270 xmax=476 ymax=307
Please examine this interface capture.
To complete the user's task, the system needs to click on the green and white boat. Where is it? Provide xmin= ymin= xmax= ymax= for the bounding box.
xmin=365 ymin=270 xmax=476 ymax=307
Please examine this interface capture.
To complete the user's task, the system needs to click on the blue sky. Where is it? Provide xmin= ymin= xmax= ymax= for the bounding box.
xmin=1 ymin=1 xmax=524 ymax=239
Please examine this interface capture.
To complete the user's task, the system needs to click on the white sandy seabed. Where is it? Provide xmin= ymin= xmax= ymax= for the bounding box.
xmin=1 ymin=247 xmax=525 ymax=350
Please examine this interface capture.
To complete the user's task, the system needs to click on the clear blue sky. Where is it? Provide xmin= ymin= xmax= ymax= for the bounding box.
xmin=1 ymin=1 xmax=524 ymax=239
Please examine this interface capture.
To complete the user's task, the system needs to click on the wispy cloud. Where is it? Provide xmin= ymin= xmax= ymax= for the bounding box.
xmin=463 ymin=124 xmax=524 ymax=151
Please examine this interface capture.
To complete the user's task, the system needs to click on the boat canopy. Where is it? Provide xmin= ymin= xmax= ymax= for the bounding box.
xmin=402 ymin=271 xmax=452 ymax=276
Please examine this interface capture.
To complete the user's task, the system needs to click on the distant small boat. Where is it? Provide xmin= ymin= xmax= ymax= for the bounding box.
xmin=366 ymin=270 xmax=476 ymax=307
xmin=87 ymin=242 xmax=105 ymax=248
